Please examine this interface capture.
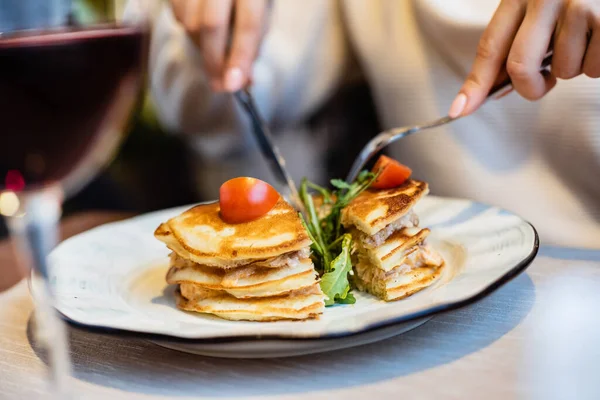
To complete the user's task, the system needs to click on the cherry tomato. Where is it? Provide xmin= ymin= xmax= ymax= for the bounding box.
xmin=370 ymin=155 xmax=412 ymax=189
xmin=219 ymin=177 xmax=280 ymax=223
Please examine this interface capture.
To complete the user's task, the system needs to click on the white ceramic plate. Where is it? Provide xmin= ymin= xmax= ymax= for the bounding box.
xmin=33 ymin=196 xmax=538 ymax=358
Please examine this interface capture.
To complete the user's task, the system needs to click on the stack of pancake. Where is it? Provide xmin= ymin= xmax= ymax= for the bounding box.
xmin=155 ymin=199 xmax=325 ymax=321
xmin=342 ymin=180 xmax=444 ymax=301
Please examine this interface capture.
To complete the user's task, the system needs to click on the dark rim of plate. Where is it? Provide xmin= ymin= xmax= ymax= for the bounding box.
xmin=47 ymin=220 xmax=539 ymax=345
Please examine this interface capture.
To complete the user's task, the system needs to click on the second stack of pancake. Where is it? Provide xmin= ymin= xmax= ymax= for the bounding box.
xmin=155 ymin=199 xmax=325 ymax=321
xmin=342 ymin=180 xmax=445 ymax=301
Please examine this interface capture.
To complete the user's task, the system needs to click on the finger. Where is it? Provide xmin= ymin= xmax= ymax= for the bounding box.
xmin=506 ymin=0 xmax=562 ymax=100
xmin=583 ymin=25 xmax=600 ymax=77
xmin=181 ymin=0 xmax=204 ymax=45
xmin=449 ymin=0 xmax=527 ymax=118
xmin=542 ymin=67 xmax=558 ymax=93
xmin=169 ymin=0 xmax=185 ymax=22
xmin=200 ymin=0 xmax=234 ymax=90
xmin=224 ymin=0 xmax=267 ymax=92
xmin=552 ymin=1 xmax=590 ymax=79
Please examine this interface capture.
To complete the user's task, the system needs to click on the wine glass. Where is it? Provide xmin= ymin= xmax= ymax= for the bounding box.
xmin=0 ymin=1 xmax=149 ymax=397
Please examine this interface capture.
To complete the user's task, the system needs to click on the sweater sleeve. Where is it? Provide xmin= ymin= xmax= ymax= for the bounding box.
xmin=140 ymin=0 xmax=350 ymax=157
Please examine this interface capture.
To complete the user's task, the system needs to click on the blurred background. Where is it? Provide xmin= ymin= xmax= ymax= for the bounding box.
xmin=0 ymin=0 xmax=380 ymax=239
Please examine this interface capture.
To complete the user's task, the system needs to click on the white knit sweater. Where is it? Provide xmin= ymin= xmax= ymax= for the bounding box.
xmin=141 ymin=0 xmax=600 ymax=248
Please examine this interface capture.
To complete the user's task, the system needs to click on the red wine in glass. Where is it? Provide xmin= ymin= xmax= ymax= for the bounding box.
xmin=0 ymin=21 xmax=149 ymax=398
xmin=0 ymin=25 xmax=147 ymax=192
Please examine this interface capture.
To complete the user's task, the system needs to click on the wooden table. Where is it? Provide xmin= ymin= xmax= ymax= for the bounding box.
xmin=1 ymin=212 xmax=600 ymax=400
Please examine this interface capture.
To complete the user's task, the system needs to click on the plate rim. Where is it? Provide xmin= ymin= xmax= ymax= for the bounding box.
xmin=37 ymin=197 xmax=540 ymax=344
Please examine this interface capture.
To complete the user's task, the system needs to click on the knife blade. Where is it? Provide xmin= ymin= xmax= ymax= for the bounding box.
xmin=233 ymin=88 xmax=306 ymax=215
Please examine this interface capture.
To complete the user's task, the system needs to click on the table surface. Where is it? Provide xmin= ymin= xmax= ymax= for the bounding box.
xmin=1 ymin=212 xmax=600 ymax=400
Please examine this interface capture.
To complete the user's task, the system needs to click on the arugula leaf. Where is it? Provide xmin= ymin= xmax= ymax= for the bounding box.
xmin=299 ymin=213 xmax=324 ymax=258
xmin=299 ymin=170 xmax=380 ymax=305
xmin=306 ymin=181 xmax=332 ymax=205
xmin=330 ymin=179 xmax=352 ymax=190
xmin=300 ymin=179 xmax=331 ymax=270
xmin=336 ymin=292 xmax=356 ymax=304
xmin=320 ymin=234 xmax=355 ymax=305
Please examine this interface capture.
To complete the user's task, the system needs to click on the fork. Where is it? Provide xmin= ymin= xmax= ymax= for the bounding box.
xmin=345 ymin=51 xmax=554 ymax=183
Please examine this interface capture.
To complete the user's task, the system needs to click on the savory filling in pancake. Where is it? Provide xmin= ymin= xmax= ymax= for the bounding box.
xmin=167 ymin=253 xmax=319 ymax=299
xmin=155 ymin=199 xmax=325 ymax=321
xmin=175 ymin=283 xmax=324 ymax=322
xmin=341 ymin=180 xmax=445 ymax=301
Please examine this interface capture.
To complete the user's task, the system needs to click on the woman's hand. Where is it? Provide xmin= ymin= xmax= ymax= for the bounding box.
xmin=449 ymin=0 xmax=600 ymax=117
xmin=169 ymin=0 xmax=270 ymax=92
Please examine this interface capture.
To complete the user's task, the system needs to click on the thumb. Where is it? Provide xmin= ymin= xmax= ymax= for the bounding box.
xmin=448 ymin=0 xmax=526 ymax=118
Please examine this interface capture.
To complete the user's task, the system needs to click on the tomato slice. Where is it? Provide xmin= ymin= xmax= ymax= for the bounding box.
xmin=219 ymin=177 xmax=280 ymax=223
xmin=370 ymin=155 xmax=412 ymax=189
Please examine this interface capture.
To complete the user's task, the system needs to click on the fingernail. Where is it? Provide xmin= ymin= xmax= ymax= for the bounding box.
xmin=448 ymin=93 xmax=467 ymax=118
xmin=224 ymin=67 xmax=244 ymax=92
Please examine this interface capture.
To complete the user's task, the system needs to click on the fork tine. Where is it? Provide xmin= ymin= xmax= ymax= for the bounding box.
xmin=345 ymin=116 xmax=454 ymax=183
xmin=345 ymin=143 xmax=375 ymax=183
xmin=344 ymin=52 xmax=554 ymax=184
xmin=345 ymin=128 xmax=408 ymax=183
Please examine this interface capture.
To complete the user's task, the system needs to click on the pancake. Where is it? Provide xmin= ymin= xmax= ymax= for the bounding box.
xmin=355 ymin=227 xmax=431 ymax=272
xmin=354 ymin=245 xmax=445 ymax=301
xmin=155 ymin=199 xmax=311 ymax=268
xmin=342 ymin=179 xmax=444 ymax=302
xmin=341 ymin=180 xmax=428 ymax=236
xmin=155 ymin=196 xmax=326 ymax=321
xmin=167 ymin=254 xmax=319 ymax=298
xmin=354 ymin=263 xmax=444 ymax=301
xmin=176 ymin=283 xmax=325 ymax=321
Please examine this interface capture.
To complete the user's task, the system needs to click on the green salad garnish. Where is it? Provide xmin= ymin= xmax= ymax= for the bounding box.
xmin=299 ymin=171 xmax=378 ymax=306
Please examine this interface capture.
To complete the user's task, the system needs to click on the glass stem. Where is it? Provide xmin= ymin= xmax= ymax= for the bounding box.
xmin=6 ymin=186 xmax=72 ymax=398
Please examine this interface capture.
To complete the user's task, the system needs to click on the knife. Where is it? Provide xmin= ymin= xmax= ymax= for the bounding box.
xmin=233 ymin=88 xmax=306 ymax=215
